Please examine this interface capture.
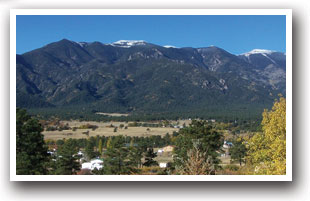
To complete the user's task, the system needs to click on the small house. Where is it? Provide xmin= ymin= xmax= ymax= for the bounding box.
xmin=163 ymin=145 xmax=175 ymax=152
xmin=159 ymin=163 xmax=167 ymax=168
xmin=223 ymin=141 xmax=233 ymax=149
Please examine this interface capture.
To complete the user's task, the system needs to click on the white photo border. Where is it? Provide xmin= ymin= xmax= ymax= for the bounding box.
xmin=10 ymin=9 xmax=292 ymax=181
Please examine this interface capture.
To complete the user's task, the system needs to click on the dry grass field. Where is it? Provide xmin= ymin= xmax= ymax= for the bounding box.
xmin=42 ymin=120 xmax=179 ymax=140
xmin=95 ymin=112 xmax=129 ymax=117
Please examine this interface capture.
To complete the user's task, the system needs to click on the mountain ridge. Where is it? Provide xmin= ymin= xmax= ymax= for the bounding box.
xmin=16 ymin=39 xmax=286 ymax=120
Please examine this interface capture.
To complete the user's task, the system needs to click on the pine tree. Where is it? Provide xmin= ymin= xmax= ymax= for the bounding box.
xmin=230 ymin=137 xmax=247 ymax=166
xmin=163 ymin=133 xmax=171 ymax=146
xmin=178 ymin=140 xmax=215 ymax=175
xmin=16 ymin=108 xmax=49 ymax=175
xmin=54 ymin=139 xmax=80 ymax=175
xmin=85 ymin=140 xmax=96 ymax=160
xmin=128 ymin=147 xmax=143 ymax=169
xmin=95 ymin=136 xmax=135 ymax=175
xmin=143 ymin=148 xmax=158 ymax=167
xmin=173 ymin=120 xmax=223 ymax=174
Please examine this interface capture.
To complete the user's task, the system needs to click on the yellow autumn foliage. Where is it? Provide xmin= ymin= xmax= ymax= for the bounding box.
xmin=247 ymin=96 xmax=286 ymax=175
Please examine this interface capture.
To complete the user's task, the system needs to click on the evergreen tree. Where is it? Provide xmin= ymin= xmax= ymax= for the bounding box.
xmin=163 ymin=133 xmax=171 ymax=146
xmin=85 ymin=140 xmax=97 ymax=160
xmin=143 ymin=148 xmax=158 ymax=167
xmin=128 ymin=147 xmax=143 ymax=169
xmin=96 ymin=136 xmax=135 ymax=175
xmin=54 ymin=139 xmax=80 ymax=175
xmin=179 ymin=140 xmax=215 ymax=175
xmin=16 ymin=108 xmax=49 ymax=175
xmin=230 ymin=137 xmax=247 ymax=166
xmin=173 ymin=120 xmax=223 ymax=174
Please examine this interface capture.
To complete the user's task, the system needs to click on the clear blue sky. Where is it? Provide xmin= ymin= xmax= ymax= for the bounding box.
xmin=16 ymin=15 xmax=286 ymax=55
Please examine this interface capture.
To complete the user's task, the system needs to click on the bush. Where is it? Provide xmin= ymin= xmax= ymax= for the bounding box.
xmin=56 ymin=139 xmax=65 ymax=146
xmin=224 ymin=164 xmax=239 ymax=171
xmin=79 ymin=124 xmax=98 ymax=130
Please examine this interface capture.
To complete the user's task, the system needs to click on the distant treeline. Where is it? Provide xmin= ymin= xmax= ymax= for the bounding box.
xmin=28 ymin=102 xmax=268 ymax=122
xmin=28 ymin=106 xmax=263 ymax=132
xmin=47 ymin=133 xmax=174 ymax=152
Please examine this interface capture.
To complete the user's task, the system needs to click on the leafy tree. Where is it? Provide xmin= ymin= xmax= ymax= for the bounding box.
xmin=129 ymin=138 xmax=135 ymax=148
xmin=54 ymin=139 xmax=80 ymax=175
xmin=173 ymin=120 xmax=223 ymax=174
xmin=143 ymin=148 xmax=158 ymax=167
xmin=106 ymin=137 xmax=113 ymax=149
xmin=98 ymin=139 xmax=103 ymax=156
xmin=247 ymin=96 xmax=286 ymax=175
xmin=230 ymin=138 xmax=247 ymax=166
xmin=16 ymin=108 xmax=49 ymax=175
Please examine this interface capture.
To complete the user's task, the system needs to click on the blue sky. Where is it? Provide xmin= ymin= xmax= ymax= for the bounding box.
xmin=16 ymin=15 xmax=286 ymax=55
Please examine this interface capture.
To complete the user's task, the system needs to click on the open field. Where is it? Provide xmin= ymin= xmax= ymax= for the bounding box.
xmin=42 ymin=120 xmax=179 ymax=140
xmin=61 ymin=120 xmax=192 ymax=128
xmin=95 ymin=112 xmax=129 ymax=117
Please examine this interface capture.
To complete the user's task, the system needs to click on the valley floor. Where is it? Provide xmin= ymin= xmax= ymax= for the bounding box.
xmin=42 ymin=120 xmax=182 ymax=140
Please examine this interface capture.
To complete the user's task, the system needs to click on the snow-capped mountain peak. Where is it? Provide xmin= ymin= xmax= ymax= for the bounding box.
xmin=111 ymin=40 xmax=147 ymax=48
xmin=76 ymin=42 xmax=89 ymax=48
xmin=241 ymin=49 xmax=275 ymax=56
xmin=163 ymin=45 xmax=177 ymax=48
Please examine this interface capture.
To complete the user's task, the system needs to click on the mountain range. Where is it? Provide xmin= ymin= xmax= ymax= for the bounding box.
xmin=16 ymin=39 xmax=286 ymax=120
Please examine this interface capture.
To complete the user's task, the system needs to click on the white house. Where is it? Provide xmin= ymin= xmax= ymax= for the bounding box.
xmin=77 ymin=150 xmax=84 ymax=156
xmin=223 ymin=141 xmax=233 ymax=149
xmin=82 ymin=162 xmax=92 ymax=170
xmin=159 ymin=163 xmax=167 ymax=168
xmin=82 ymin=159 xmax=103 ymax=171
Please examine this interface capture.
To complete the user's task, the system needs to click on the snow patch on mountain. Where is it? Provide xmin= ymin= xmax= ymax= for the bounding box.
xmin=164 ymin=45 xmax=177 ymax=48
xmin=76 ymin=42 xmax=89 ymax=48
xmin=240 ymin=49 xmax=277 ymax=63
xmin=241 ymin=49 xmax=275 ymax=57
xmin=111 ymin=40 xmax=147 ymax=48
